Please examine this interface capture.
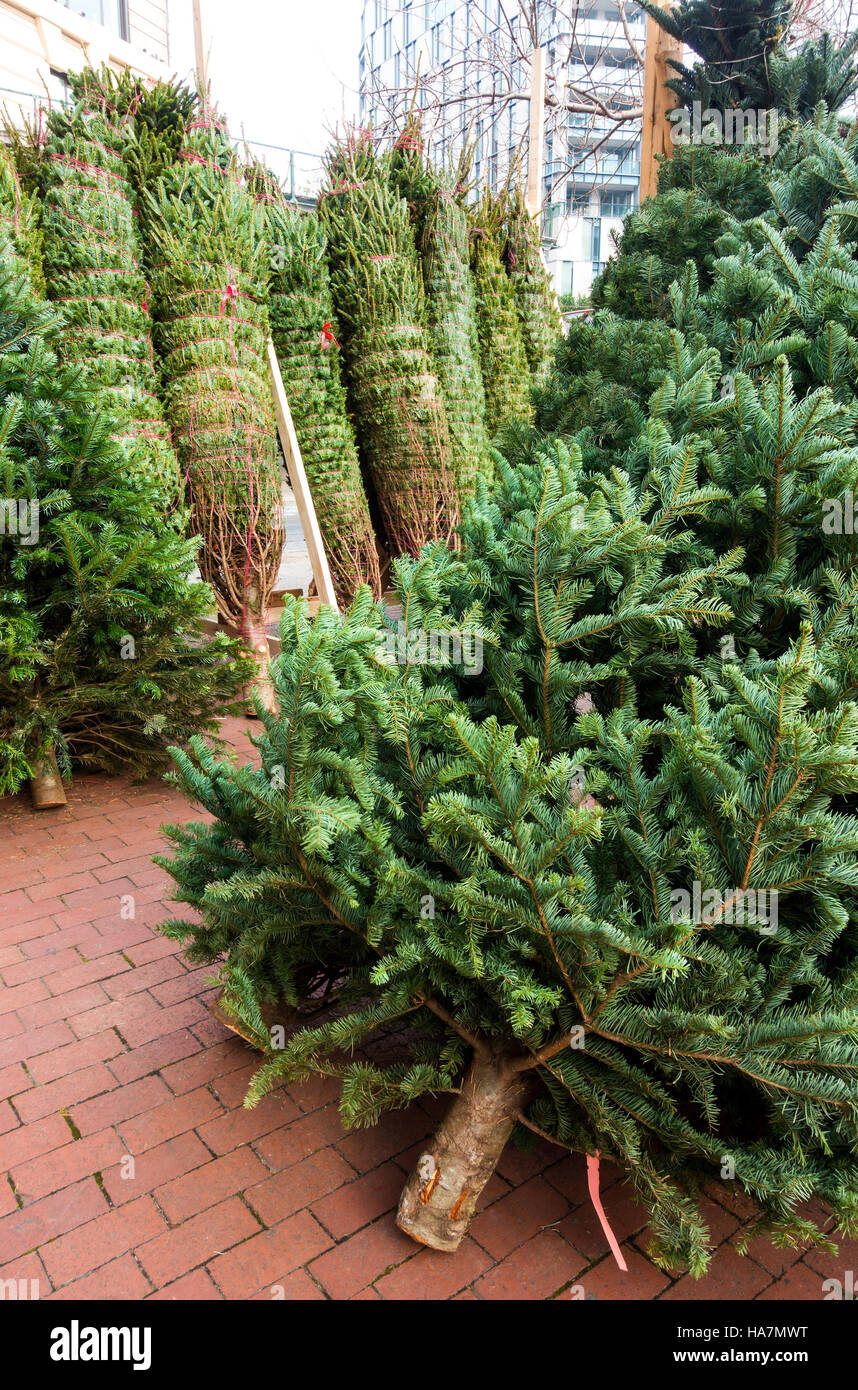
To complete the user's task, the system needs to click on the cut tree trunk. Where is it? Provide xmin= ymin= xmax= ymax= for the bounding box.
xmin=396 ymin=1053 xmax=528 ymax=1252
xmin=29 ymin=749 xmax=67 ymax=810
xmin=219 ymin=613 xmax=277 ymax=716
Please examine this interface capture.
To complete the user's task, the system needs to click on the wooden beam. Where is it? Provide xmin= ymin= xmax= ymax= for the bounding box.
xmin=526 ymin=47 xmax=546 ymax=222
xmin=192 ymin=0 xmax=208 ymax=92
xmin=266 ymin=339 xmax=339 ymax=613
xmin=639 ymin=4 xmax=684 ymax=204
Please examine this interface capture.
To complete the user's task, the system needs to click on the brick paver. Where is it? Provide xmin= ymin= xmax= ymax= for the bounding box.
xmin=0 ymin=717 xmax=848 ymax=1300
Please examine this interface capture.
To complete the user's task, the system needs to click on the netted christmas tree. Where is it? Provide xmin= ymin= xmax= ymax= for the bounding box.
xmin=261 ymin=184 xmax=380 ymax=605
xmin=143 ymin=104 xmax=283 ymax=708
xmin=387 ymin=123 xmax=493 ymax=503
xmin=0 ymin=141 xmax=44 ymax=292
xmin=500 ymin=186 xmax=562 ymax=386
xmin=469 ymin=195 xmax=533 ymax=436
xmin=319 ymin=131 xmax=458 ymax=557
xmin=0 ymin=236 xmax=250 ymax=800
xmin=68 ymin=67 xmax=198 ymax=274
xmin=16 ymin=93 xmax=180 ymax=511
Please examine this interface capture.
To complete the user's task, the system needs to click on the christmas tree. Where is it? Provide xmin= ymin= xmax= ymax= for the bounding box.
xmin=500 ymin=186 xmax=562 ymax=386
xmin=158 ymin=27 xmax=858 ymax=1275
xmin=469 ymin=195 xmax=533 ymax=436
xmin=387 ymin=123 xmax=493 ymax=502
xmin=319 ymin=132 xmax=458 ymax=557
xmin=17 ymin=94 xmax=180 ymax=511
xmin=0 ymin=236 xmax=250 ymax=799
xmin=261 ymin=186 xmax=380 ymax=605
xmin=143 ymin=106 xmax=283 ymax=710
xmin=639 ymin=0 xmax=858 ymax=116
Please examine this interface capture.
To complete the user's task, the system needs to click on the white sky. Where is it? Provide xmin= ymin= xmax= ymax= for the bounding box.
xmin=168 ymin=0 xmax=363 ymax=160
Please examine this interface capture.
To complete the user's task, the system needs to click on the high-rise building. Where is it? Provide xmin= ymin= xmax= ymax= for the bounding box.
xmin=359 ymin=1 xmax=644 ymax=300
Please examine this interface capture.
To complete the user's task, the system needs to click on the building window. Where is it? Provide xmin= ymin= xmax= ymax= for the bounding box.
xmin=383 ymin=18 xmax=393 ymax=60
xmin=431 ymin=22 xmax=443 ymax=64
xmin=374 ymin=1 xmax=384 ymax=27
xmin=394 ymin=51 xmax=401 ymax=86
xmin=601 ymin=189 xmax=633 ymax=218
xmin=406 ymin=40 xmax=416 ymax=73
xmin=404 ymin=1 xmax=413 ymax=44
xmin=62 ymin=0 xmax=128 ymax=40
xmin=561 ymin=261 xmax=574 ymax=295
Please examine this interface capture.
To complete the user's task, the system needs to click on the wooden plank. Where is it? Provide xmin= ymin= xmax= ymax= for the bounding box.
xmin=526 ymin=46 xmax=546 ymax=222
xmin=192 ymin=0 xmax=207 ymax=90
xmin=267 ymin=338 xmax=339 ymax=613
xmin=639 ymin=4 xmax=684 ymax=204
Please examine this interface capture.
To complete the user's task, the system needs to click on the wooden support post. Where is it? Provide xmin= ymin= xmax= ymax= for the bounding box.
xmin=267 ymin=339 xmax=339 ymax=613
xmin=639 ymin=3 xmax=684 ymax=204
xmin=526 ymin=47 xmax=546 ymax=223
xmin=192 ymin=0 xmax=208 ymax=92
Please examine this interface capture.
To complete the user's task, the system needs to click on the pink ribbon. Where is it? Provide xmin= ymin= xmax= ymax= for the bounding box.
xmin=586 ymin=1151 xmax=628 ymax=1272
xmin=219 ymin=278 xmax=238 ymax=314
xmin=319 ymin=320 xmax=339 ymax=350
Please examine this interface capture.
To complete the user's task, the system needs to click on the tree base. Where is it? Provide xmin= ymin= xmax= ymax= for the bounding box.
xmin=219 ymin=613 xmax=277 ymax=715
xmin=396 ymin=1055 xmax=527 ymax=1252
xmin=29 ymin=751 xmax=67 ymax=811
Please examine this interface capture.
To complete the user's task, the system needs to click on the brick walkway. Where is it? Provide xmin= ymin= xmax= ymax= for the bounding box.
xmin=0 ymin=718 xmax=851 ymax=1301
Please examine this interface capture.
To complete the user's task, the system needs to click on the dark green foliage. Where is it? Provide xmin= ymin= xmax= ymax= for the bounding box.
xmin=533 ymin=312 xmax=680 ymax=451
xmin=264 ymin=195 xmax=380 ymax=605
xmin=319 ymin=133 xmax=457 ymax=557
xmin=640 ymin=0 xmax=858 ymax=117
xmin=592 ymin=188 xmax=732 ymax=319
xmin=0 ymin=247 xmax=250 ymax=793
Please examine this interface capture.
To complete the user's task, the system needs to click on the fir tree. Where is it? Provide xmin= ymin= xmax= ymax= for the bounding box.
xmin=386 ymin=127 xmax=493 ymax=504
xmin=262 ymin=189 xmax=380 ymax=606
xmin=640 ymin=0 xmax=858 ymax=117
xmin=500 ymin=186 xmax=562 ymax=386
xmin=319 ymin=132 xmax=458 ymax=557
xmin=143 ymin=106 xmax=284 ymax=709
xmin=18 ymin=95 xmax=180 ymax=511
xmin=0 ymin=240 xmax=250 ymax=795
xmin=469 ymin=197 xmax=533 ymax=436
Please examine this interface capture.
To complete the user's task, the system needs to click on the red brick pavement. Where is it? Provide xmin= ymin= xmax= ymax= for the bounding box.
xmin=0 ymin=718 xmax=851 ymax=1301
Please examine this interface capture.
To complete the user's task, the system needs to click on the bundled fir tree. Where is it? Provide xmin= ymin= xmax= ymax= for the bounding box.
xmin=319 ymin=132 xmax=458 ymax=557
xmin=16 ymin=95 xmax=180 ymax=511
xmin=0 ymin=238 xmax=250 ymax=800
xmin=387 ymin=124 xmax=493 ymax=503
xmin=262 ymin=187 xmax=380 ymax=605
xmin=500 ymin=186 xmax=562 ymax=385
xmin=0 ymin=142 xmax=44 ymax=292
xmin=67 ymin=67 xmax=197 ymax=276
xmin=469 ymin=195 xmax=533 ymax=436
xmin=143 ymin=106 xmax=283 ymax=708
